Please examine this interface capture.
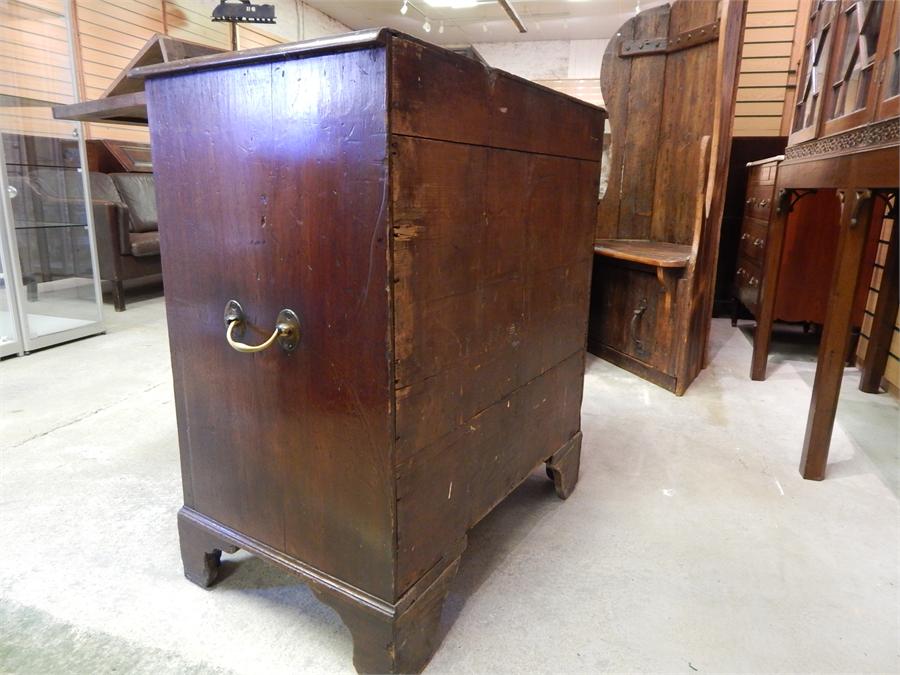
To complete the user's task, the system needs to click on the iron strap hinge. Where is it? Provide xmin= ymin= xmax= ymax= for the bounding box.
xmin=619 ymin=19 xmax=720 ymax=58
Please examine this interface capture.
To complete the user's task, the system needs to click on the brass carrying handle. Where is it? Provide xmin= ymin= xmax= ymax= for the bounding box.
xmin=223 ymin=300 xmax=300 ymax=353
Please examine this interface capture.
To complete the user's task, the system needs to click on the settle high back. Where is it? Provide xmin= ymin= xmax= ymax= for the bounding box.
xmin=589 ymin=0 xmax=746 ymax=395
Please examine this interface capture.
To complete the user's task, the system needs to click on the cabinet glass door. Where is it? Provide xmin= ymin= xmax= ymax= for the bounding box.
xmin=874 ymin=0 xmax=900 ymax=120
xmin=789 ymin=0 xmax=840 ymax=143
xmin=822 ymin=0 xmax=888 ymax=134
xmin=0 ymin=205 xmax=22 ymax=358
xmin=0 ymin=0 xmax=104 ymax=354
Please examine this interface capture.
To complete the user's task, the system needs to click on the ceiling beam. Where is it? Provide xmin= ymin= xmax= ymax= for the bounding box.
xmin=497 ymin=0 xmax=527 ymax=33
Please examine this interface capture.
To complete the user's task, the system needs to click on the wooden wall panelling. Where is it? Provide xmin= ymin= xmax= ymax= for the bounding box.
xmin=0 ymin=1 xmax=75 ymax=137
xmin=74 ymin=0 xmax=165 ymax=143
xmin=163 ymin=0 xmax=230 ymax=50
xmin=734 ymin=0 xmax=800 ymax=137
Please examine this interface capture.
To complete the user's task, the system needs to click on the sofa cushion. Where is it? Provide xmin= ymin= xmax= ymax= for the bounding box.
xmin=129 ymin=231 xmax=160 ymax=257
xmin=111 ymin=173 xmax=158 ymax=233
xmin=28 ymin=168 xmax=122 ymax=204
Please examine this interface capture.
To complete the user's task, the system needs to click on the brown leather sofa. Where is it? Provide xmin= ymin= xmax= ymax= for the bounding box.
xmin=24 ymin=168 xmax=161 ymax=311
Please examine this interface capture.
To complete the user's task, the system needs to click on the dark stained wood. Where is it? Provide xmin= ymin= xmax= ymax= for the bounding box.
xmin=590 ymin=0 xmax=746 ymax=396
xmin=142 ymin=30 xmax=604 ymax=672
xmin=546 ymin=431 xmax=582 ymax=499
xmin=593 ymin=239 xmax=692 ymax=268
xmin=390 ymin=37 xmax=604 ymax=161
xmin=150 ymin=47 xmax=396 ymax=597
xmin=750 ymin=0 xmax=898 ymax=478
xmin=800 ymin=189 xmax=877 ymax=479
xmin=859 ymin=208 xmax=899 ymax=393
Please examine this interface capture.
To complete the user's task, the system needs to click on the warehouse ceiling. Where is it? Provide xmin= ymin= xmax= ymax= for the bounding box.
xmin=303 ymin=0 xmax=670 ymax=44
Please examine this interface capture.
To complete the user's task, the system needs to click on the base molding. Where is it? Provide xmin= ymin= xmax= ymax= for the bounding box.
xmin=588 ymin=342 xmax=679 ymax=393
xmin=177 ymin=507 xmax=464 ymax=673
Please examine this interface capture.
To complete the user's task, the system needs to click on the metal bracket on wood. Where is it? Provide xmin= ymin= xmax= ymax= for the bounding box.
xmin=775 ymin=188 xmax=817 ymax=215
xmin=668 ymin=19 xmax=720 ymax=53
xmin=619 ymin=37 xmax=668 ymax=57
xmin=620 ymin=19 xmax=720 ymax=58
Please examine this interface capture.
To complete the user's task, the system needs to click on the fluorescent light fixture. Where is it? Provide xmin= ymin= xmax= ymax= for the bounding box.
xmin=400 ymin=0 xmax=408 ymax=14
xmin=424 ymin=0 xmax=479 ymax=8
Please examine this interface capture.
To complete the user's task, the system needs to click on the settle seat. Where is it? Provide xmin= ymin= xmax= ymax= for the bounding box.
xmin=587 ymin=0 xmax=745 ymax=395
xmin=26 ymin=168 xmax=161 ymax=311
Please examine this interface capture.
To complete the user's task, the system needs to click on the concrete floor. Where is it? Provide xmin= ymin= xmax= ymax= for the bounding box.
xmin=1 ymin=295 xmax=898 ymax=674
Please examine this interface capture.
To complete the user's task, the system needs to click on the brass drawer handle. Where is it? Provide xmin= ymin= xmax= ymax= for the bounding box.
xmin=753 ymin=238 xmax=764 ymax=248
xmin=223 ymin=299 xmax=300 ymax=353
xmin=758 ymin=199 xmax=769 ymax=208
xmin=746 ymin=197 xmax=754 ymax=205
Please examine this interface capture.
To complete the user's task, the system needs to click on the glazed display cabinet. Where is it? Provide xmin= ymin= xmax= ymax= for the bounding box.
xmin=0 ymin=0 xmax=104 ymax=357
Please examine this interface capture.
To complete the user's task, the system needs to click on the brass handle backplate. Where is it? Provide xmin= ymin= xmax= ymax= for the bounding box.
xmin=223 ymin=299 xmax=300 ymax=353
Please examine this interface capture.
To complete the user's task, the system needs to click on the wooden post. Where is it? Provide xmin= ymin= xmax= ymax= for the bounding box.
xmin=800 ymin=189 xmax=876 ymax=480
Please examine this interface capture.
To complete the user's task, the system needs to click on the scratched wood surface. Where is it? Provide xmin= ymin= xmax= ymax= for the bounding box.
xmin=590 ymin=0 xmax=746 ymax=395
xmin=146 ymin=29 xmax=605 ymax=673
xmin=149 ymin=47 xmax=397 ymax=600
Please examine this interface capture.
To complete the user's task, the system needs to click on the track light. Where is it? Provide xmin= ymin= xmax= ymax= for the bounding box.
xmin=423 ymin=17 xmax=431 ymax=31
xmin=400 ymin=0 xmax=408 ymax=15
xmin=438 ymin=20 xmax=444 ymax=33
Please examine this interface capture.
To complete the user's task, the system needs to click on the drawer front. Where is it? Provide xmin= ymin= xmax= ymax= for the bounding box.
xmin=735 ymin=257 xmax=762 ymax=312
xmin=744 ymin=184 xmax=775 ymax=220
xmin=739 ymin=216 xmax=768 ymax=266
xmin=748 ymin=161 xmax=778 ymax=186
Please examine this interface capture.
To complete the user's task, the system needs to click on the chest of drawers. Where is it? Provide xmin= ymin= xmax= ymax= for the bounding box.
xmin=137 ymin=29 xmax=605 ymax=673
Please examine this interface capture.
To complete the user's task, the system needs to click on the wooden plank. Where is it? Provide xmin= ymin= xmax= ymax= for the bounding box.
xmin=77 ymin=0 xmax=163 ymax=27
xmin=745 ymin=10 xmax=797 ymax=28
xmin=391 ymin=128 xmax=595 ymax=469
xmin=650 ymin=0 xmax=719 ymax=244
xmin=593 ymin=239 xmax=692 ymax=267
xmin=76 ymin=4 xmax=163 ymax=37
xmin=741 ymin=56 xmax=791 ymax=72
xmin=743 ymin=41 xmax=794 ymax=58
xmin=739 ymin=70 xmax=790 ymax=86
xmin=744 ymin=25 xmax=795 ymax=41
xmin=396 ymin=351 xmax=584 ymax=594
xmin=79 ymin=35 xmax=145 ymax=61
xmin=735 ymin=100 xmax=786 ymax=115
xmin=390 ymin=36 xmax=604 ymax=162
xmin=617 ymin=5 xmax=671 ymax=239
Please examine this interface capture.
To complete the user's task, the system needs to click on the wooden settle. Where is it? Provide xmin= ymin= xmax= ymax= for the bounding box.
xmin=130 ymin=29 xmax=605 ymax=673
xmin=589 ymin=0 xmax=748 ymax=395
xmin=750 ymin=0 xmax=899 ymax=480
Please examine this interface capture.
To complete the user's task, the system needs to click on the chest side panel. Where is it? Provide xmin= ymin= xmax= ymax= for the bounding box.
xmin=147 ymin=48 xmax=395 ymax=599
xmin=390 ymin=134 xmax=599 ymax=593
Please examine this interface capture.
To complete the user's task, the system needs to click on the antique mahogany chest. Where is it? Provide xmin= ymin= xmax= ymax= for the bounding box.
xmin=136 ymin=29 xmax=605 ymax=672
